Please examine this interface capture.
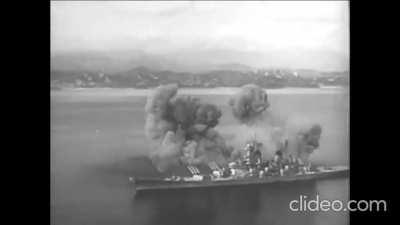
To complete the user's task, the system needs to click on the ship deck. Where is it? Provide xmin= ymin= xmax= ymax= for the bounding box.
xmin=130 ymin=166 xmax=349 ymax=192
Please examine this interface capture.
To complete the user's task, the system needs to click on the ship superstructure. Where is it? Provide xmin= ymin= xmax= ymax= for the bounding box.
xmin=130 ymin=139 xmax=349 ymax=192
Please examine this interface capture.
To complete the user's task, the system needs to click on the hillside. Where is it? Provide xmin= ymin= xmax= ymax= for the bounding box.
xmin=51 ymin=66 xmax=349 ymax=90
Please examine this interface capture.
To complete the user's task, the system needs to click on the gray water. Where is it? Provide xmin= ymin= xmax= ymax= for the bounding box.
xmin=51 ymin=88 xmax=349 ymax=225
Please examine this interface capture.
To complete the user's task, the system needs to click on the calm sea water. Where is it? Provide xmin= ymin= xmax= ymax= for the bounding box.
xmin=51 ymin=88 xmax=349 ymax=225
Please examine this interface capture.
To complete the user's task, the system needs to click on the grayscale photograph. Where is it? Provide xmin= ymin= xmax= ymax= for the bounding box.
xmin=51 ymin=1 xmax=352 ymax=225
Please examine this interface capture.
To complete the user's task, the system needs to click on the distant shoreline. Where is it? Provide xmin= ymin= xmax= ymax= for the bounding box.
xmin=51 ymin=86 xmax=348 ymax=102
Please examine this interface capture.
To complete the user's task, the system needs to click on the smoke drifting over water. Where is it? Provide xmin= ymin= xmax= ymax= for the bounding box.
xmin=282 ymin=117 xmax=322 ymax=164
xmin=144 ymin=83 xmax=323 ymax=171
xmin=144 ymin=84 xmax=232 ymax=171
xmin=226 ymin=84 xmax=323 ymax=164
xmin=229 ymin=84 xmax=270 ymax=125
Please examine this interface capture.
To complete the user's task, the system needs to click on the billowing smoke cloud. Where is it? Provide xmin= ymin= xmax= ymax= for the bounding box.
xmin=144 ymin=84 xmax=233 ymax=171
xmin=228 ymin=84 xmax=322 ymax=164
xmin=144 ymin=84 xmax=178 ymax=140
xmin=283 ymin=118 xmax=322 ymax=164
xmin=145 ymin=83 xmax=322 ymax=171
xmin=229 ymin=84 xmax=270 ymax=125
xmin=226 ymin=84 xmax=284 ymax=161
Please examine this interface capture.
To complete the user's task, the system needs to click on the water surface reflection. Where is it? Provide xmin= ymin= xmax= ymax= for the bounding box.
xmin=132 ymin=180 xmax=347 ymax=225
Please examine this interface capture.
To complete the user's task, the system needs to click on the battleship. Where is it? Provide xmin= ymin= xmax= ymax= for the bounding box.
xmin=129 ymin=140 xmax=349 ymax=193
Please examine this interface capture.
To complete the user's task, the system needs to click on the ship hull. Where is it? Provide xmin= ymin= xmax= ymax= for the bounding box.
xmin=131 ymin=166 xmax=349 ymax=192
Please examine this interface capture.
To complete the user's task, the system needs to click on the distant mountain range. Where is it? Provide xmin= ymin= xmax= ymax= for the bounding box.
xmin=51 ymin=48 xmax=348 ymax=74
xmin=50 ymin=49 xmax=348 ymax=89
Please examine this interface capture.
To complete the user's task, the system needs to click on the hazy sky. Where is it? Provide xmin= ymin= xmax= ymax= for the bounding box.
xmin=51 ymin=1 xmax=349 ymax=70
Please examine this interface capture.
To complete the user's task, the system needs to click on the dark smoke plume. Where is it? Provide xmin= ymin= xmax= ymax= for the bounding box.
xmin=229 ymin=84 xmax=270 ymax=124
xmin=227 ymin=84 xmax=322 ymax=164
xmin=283 ymin=119 xmax=323 ymax=164
xmin=144 ymin=84 xmax=322 ymax=171
xmin=144 ymin=84 xmax=232 ymax=171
